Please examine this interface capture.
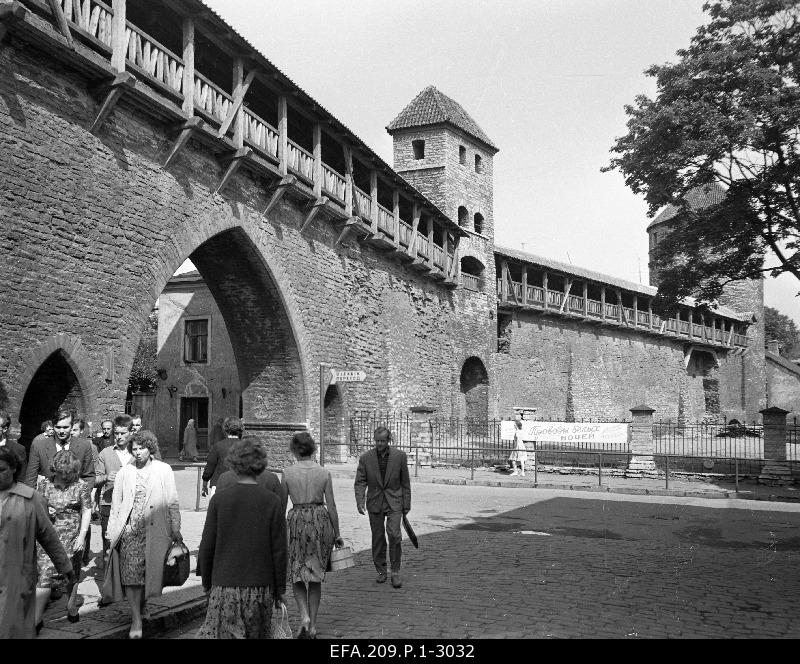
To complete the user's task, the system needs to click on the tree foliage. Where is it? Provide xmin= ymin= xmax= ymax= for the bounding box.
xmin=128 ymin=309 xmax=158 ymax=393
xmin=764 ymin=305 xmax=800 ymax=356
xmin=605 ymin=0 xmax=800 ymax=311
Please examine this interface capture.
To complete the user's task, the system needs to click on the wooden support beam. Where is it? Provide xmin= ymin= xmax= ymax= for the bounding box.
xmin=407 ymin=203 xmax=421 ymax=257
xmin=182 ymin=17 xmax=194 ymax=115
xmin=299 ymin=196 xmax=328 ymax=233
xmin=427 ymin=221 xmax=435 ymax=270
xmin=343 ymin=143 xmax=353 ymax=218
xmin=543 ymin=271 xmax=549 ymax=311
xmin=600 ymin=285 xmax=606 ymax=320
xmin=214 ymin=147 xmax=252 ymax=195
xmin=219 ymin=64 xmax=256 ymax=139
xmin=335 ymin=216 xmax=360 ymax=246
xmin=0 ymin=2 xmax=26 ymax=44
xmin=392 ymin=190 xmax=400 ymax=250
xmin=163 ymin=116 xmax=203 ymax=168
xmin=559 ymin=278 xmax=572 ymax=313
xmin=278 ymin=95 xmax=288 ymax=175
xmin=521 ymin=265 xmax=528 ymax=306
xmin=312 ymin=123 xmax=322 ymax=198
xmin=648 ymin=300 xmax=654 ymax=330
xmin=88 ymin=72 xmax=136 ymax=135
xmin=263 ymin=174 xmax=296 ymax=216
xmin=659 ymin=320 xmax=666 ymax=334
xmin=633 ymin=294 xmax=638 ymax=327
xmin=110 ymin=0 xmax=126 ymax=70
xmin=46 ymin=0 xmax=74 ymax=49
xmin=582 ymin=281 xmax=588 ymax=317
xmin=616 ymin=290 xmax=623 ymax=324
xmin=369 ymin=170 xmax=378 ymax=233
xmin=450 ymin=234 xmax=461 ymax=281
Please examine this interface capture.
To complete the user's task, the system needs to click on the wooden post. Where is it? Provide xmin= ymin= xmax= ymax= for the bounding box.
xmin=370 ymin=170 xmax=378 ymax=233
xmin=453 ymin=234 xmax=461 ymax=282
xmin=521 ymin=265 xmax=528 ymax=306
xmin=543 ymin=271 xmax=549 ymax=311
xmin=501 ymin=260 xmax=509 ymax=302
xmin=313 ymin=123 xmax=322 ymax=198
xmin=392 ymin=190 xmax=400 ymax=249
xmin=232 ymin=59 xmax=244 ymax=148
xmin=343 ymin=144 xmax=353 ymax=218
xmin=688 ymin=308 xmax=694 ymax=338
xmin=600 ymin=285 xmax=606 ymax=321
xmin=278 ymin=95 xmax=288 ymax=176
xmin=582 ymin=281 xmax=588 ymax=317
xmin=407 ymin=203 xmax=420 ymax=257
xmin=427 ymin=220 xmax=435 ymax=269
xmin=111 ymin=0 xmax=127 ymax=73
xmin=181 ymin=17 xmax=194 ymax=116
xmin=616 ymin=290 xmax=623 ymax=324
xmin=633 ymin=294 xmax=638 ymax=327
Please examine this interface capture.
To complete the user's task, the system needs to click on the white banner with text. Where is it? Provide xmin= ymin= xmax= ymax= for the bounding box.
xmin=500 ymin=421 xmax=629 ymax=445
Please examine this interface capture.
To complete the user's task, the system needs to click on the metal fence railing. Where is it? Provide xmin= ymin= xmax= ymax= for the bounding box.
xmin=653 ymin=421 xmax=800 ymax=461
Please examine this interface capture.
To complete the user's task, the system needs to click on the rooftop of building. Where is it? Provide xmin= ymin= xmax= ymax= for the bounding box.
xmin=386 ymin=85 xmax=498 ymax=154
xmin=494 ymin=244 xmax=750 ymax=321
xmin=647 ymin=182 xmax=727 ymax=231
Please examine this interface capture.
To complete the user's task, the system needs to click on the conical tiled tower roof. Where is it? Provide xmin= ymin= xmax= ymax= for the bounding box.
xmin=387 ymin=85 xmax=498 ymax=153
xmin=647 ymin=182 xmax=727 ymax=230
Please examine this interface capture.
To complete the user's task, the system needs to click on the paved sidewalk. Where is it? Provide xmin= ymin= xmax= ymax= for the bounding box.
xmin=35 ymin=460 xmax=800 ymax=639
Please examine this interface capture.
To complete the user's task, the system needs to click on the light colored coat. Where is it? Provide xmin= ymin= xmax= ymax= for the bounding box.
xmin=0 ymin=482 xmax=71 ymax=638
xmin=106 ymin=458 xmax=181 ymax=598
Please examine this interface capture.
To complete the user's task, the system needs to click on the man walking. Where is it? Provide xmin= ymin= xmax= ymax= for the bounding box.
xmin=95 ymin=414 xmax=134 ymax=567
xmin=354 ymin=426 xmax=411 ymax=589
xmin=25 ymin=409 xmax=95 ymax=488
xmin=201 ymin=416 xmax=242 ymax=497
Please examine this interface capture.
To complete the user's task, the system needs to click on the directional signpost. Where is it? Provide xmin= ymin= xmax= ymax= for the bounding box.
xmin=320 ymin=365 xmax=366 ymax=466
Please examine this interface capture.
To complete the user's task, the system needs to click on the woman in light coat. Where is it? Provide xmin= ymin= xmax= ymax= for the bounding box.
xmin=107 ymin=430 xmax=182 ymax=639
xmin=181 ymin=419 xmax=199 ymax=462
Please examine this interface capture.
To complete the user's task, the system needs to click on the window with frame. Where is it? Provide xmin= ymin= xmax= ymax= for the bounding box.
xmin=412 ymin=139 xmax=425 ymax=159
xmin=459 ymin=145 xmax=466 ymax=164
xmin=474 ymin=154 xmax=483 ymax=173
xmin=184 ymin=319 xmax=209 ymax=363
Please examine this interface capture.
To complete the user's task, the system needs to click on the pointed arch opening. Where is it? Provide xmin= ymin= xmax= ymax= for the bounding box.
xmin=460 ymin=356 xmax=489 ymax=433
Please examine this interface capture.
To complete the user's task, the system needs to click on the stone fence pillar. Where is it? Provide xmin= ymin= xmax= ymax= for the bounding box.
xmin=758 ymin=406 xmax=793 ymax=485
xmin=408 ymin=406 xmax=434 ymax=466
xmin=627 ymin=404 xmax=656 ymax=472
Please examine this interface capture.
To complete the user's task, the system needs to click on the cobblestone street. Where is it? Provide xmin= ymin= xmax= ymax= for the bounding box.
xmin=160 ymin=475 xmax=800 ymax=639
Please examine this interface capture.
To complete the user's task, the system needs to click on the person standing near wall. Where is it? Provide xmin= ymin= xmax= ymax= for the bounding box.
xmin=0 ymin=410 xmax=28 ymax=482
xmin=508 ymin=413 xmax=528 ymax=476
xmin=201 ymin=417 xmax=242 ymax=497
xmin=181 ymin=419 xmax=199 ymax=463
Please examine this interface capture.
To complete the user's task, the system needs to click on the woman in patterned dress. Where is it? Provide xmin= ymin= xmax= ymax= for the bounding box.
xmin=33 ymin=450 xmax=92 ymax=629
xmin=284 ymin=432 xmax=344 ymax=639
xmin=106 ymin=430 xmax=182 ymax=639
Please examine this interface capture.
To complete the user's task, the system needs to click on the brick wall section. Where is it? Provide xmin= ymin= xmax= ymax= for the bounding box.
xmin=0 ymin=41 xmax=491 ymax=452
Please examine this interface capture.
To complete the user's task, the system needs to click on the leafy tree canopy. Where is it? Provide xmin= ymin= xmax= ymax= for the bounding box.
xmin=605 ymin=0 xmax=800 ymax=312
xmin=128 ymin=309 xmax=158 ymax=393
xmin=764 ymin=305 xmax=800 ymax=356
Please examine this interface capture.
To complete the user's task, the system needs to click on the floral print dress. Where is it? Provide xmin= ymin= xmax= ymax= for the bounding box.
xmin=119 ymin=470 xmax=148 ymax=585
xmin=36 ymin=478 xmax=91 ymax=590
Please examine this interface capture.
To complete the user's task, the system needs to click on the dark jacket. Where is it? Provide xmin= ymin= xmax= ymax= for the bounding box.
xmin=202 ymin=438 xmax=236 ymax=487
xmin=216 ymin=468 xmax=288 ymax=517
xmin=197 ymin=484 xmax=287 ymax=594
xmin=354 ymin=447 xmax=411 ymax=514
xmin=1 ymin=438 xmax=28 ymax=482
xmin=25 ymin=436 xmax=95 ymax=488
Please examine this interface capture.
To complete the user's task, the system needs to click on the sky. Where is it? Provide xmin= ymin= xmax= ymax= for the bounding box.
xmin=191 ymin=0 xmax=800 ymax=324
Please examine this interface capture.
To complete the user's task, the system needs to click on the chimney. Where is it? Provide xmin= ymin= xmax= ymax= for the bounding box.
xmin=767 ymin=340 xmax=781 ymax=355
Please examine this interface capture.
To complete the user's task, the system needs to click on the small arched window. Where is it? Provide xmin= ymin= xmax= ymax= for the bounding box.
xmin=458 ymin=206 xmax=469 ymax=228
xmin=459 ymin=145 xmax=466 ymax=165
xmin=474 ymin=154 xmax=483 ymax=173
xmin=473 ymin=213 xmax=484 ymax=235
xmin=412 ymin=139 xmax=425 ymax=159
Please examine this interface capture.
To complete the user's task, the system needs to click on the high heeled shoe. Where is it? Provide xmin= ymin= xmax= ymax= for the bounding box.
xmin=35 ymin=620 xmax=44 ymax=635
xmin=67 ymin=611 xmax=80 ymax=623
xmin=128 ymin=627 xmax=143 ymax=639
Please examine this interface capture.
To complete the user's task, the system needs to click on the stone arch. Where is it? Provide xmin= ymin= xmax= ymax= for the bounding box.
xmin=460 ymin=356 xmax=489 ymax=431
xmin=460 ymin=255 xmax=485 ymax=291
xmin=473 ymin=212 xmax=484 ymax=235
xmin=16 ymin=334 xmax=98 ymax=448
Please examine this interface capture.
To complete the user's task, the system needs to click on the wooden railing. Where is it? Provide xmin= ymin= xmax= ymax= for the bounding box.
xmin=126 ymin=23 xmax=184 ymax=94
xmin=286 ymin=140 xmax=313 ymax=181
xmin=461 ymin=273 xmax=480 ymax=291
xmin=242 ymin=108 xmax=279 ymax=159
xmin=398 ymin=220 xmax=413 ymax=247
xmin=432 ymin=245 xmax=445 ymax=270
xmin=322 ymin=164 xmax=346 ymax=201
xmin=733 ymin=333 xmax=748 ymax=347
xmin=568 ymin=295 xmax=584 ymax=313
xmin=376 ymin=204 xmax=394 ymax=235
xmin=636 ymin=311 xmax=650 ymax=326
xmin=353 ymin=187 xmax=371 ymax=219
xmin=527 ymin=285 xmax=544 ymax=304
xmin=605 ymin=302 xmax=619 ymax=319
xmin=622 ymin=307 xmax=635 ymax=324
xmin=546 ymin=290 xmax=563 ymax=307
xmin=194 ymin=72 xmax=232 ymax=124
xmin=416 ymin=234 xmax=429 ymax=259
xmin=58 ymin=0 xmax=113 ymax=46
xmin=587 ymin=299 xmax=603 ymax=317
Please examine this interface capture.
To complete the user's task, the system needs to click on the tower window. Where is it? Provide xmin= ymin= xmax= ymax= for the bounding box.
xmin=459 ymin=145 xmax=466 ymax=164
xmin=458 ymin=206 xmax=469 ymax=228
xmin=474 ymin=213 xmax=484 ymax=235
xmin=474 ymin=154 xmax=483 ymax=173
xmin=412 ymin=139 xmax=425 ymax=159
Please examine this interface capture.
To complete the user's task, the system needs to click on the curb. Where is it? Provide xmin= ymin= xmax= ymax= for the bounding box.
xmin=87 ymin=596 xmax=208 ymax=639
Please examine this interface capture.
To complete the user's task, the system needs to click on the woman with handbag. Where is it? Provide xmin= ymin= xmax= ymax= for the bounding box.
xmin=106 ymin=430 xmax=182 ymax=639
xmin=197 ymin=437 xmax=287 ymax=639
xmin=284 ymin=432 xmax=344 ymax=639
xmin=33 ymin=450 xmax=92 ymax=631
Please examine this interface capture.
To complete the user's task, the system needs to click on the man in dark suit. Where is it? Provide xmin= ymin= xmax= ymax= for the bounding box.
xmin=201 ymin=416 xmax=242 ymax=497
xmin=0 ymin=410 xmax=27 ymax=481
xmin=93 ymin=419 xmax=113 ymax=452
xmin=25 ymin=409 xmax=95 ymax=488
xmin=354 ymin=425 xmax=411 ymax=588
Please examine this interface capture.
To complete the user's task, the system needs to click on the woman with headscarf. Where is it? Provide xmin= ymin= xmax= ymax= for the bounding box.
xmin=181 ymin=419 xmax=199 ymax=463
xmin=34 ymin=450 xmax=92 ymax=629
xmin=107 ymin=430 xmax=182 ymax=639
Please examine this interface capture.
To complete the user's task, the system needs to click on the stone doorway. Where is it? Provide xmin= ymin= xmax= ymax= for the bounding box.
xmin=460 ymin=356 xmax=489 ymax=433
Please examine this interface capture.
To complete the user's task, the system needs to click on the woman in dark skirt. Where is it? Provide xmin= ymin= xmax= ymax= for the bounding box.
xmin=197 ymin=437 xmax=287 ymax=639
xmin=284 ymin=432 xmax=344 ymax=639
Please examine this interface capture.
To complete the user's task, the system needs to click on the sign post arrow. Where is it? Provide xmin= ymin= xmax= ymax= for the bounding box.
xmin=329 ymin=370 xmax=366 ymax=384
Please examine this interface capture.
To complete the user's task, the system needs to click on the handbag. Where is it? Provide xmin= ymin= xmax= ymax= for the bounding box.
xmin=101 ymin=547 xmax=124 ymax=604
xmin=270 ymin=601 xmax=292 ymax=639
xmin=162 ymin=540 xmax=191 ymax=587
xmin=329 ymin=541 xmax=355 ymax=571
